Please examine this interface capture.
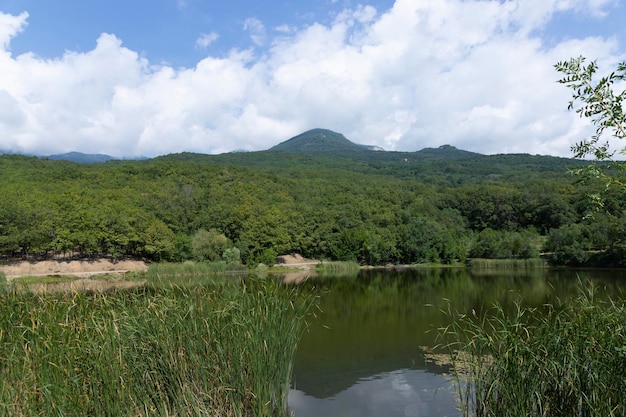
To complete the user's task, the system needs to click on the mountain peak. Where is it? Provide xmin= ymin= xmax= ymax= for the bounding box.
xmin=270 ymin=128 xmax=372 ymax=156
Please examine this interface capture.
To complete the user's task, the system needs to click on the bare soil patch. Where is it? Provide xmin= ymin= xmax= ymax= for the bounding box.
xmin=275 ymin=254 xmax=320 ymax=269
xmin=1 ymin=259 xmax=149 ymax=280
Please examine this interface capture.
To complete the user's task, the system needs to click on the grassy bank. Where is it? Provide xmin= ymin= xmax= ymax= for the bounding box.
xmin=144 ymin=261 xmax=247 ymax=280
xmin=441 ymin=285 xmax=626 ymax=417
xmin=467 ymin=258 xmax=547 ymax=269
xmin=0 ymin=277 xmax=314 ymax=416
xmin=315 ymin=261 xmax=360 ymax=273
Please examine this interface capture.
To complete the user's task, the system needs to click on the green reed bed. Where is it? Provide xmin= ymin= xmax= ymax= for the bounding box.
xmin=467 ymin=258 xmax=547 ymax=269
xmin=145 ymin=261 xmax=247 ymax=283
xmin=315 ymin=261 xmax=360 ymax=273
xmin=0 ymin=278 xmax=314 ymax=416
xmin=441 ymin=286 xmax=626 ymax=417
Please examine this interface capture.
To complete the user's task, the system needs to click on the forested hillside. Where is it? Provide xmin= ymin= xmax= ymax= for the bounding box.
xmin=1 ymin=134 xmax=624 ymax=266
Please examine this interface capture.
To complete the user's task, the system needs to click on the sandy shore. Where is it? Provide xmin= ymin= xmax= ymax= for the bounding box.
xmin=1 ymin=259 xmax=149 ymax=280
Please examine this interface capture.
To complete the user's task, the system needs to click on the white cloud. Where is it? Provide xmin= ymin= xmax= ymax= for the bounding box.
xmin=195 ymin=32 xmax=219 ymax=49
xmin=0 ymin=1 xmax=623 ymax=157
xmin=243 ymin=17 xmax=267 ymax=46
xmin=0 ymin=11 xmax=27 ymax=50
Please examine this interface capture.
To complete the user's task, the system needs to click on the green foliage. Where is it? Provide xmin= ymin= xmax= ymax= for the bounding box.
xmin=222 ymin=247 xmax=241 ymax=264
xmin=469 ymin=228 xmax=540 ymax=259
xmin=441 ymin=285 xmax=626 ymax=416
xmin=545 ymin=223 xmax=590 ymax=265
xmin=0 ymin=140 xmax=622 ymax=266
xmin=191 ymin=229 xmax=230 ymax=262
xmin=556 ymin=56 xmax=626 ymax=190
xmin=254 ymin=247 xmax=277 ymax=267
xmin=143 ymin=219 xmax=176 ymax=261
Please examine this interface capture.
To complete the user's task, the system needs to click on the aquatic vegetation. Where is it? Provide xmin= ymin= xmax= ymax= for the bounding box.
xmin=441 ymin=284 xmax=626 ymax=417
xmin=467 ymin=258 xmax=547 ymax=269
xmin=0 ymin=278 xmax=314 ymax=416
xmin=315 ymin=261 xmax=360 ymax=273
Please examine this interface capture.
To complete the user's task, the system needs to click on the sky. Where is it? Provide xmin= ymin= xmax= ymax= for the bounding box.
xmin=0 ymin=0 xmax=625 ymax=158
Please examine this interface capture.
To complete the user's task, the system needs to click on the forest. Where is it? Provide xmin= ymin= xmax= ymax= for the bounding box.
xmin=1 ymin=130 xmax=624 ymax=267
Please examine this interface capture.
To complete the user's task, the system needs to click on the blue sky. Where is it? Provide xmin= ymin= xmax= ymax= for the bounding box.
xmin=0 ymin=0 xmax=625 ymax=157
xmin=0 ymin=1 xmax=397 ymax=66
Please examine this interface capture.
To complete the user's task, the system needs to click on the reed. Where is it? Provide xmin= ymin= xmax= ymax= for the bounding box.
xmin=315 ymin=261 xmax=360 ymax=273
xmin=0 ymin=277 xmax=314 ymax=416
xmin=145 ymin=261 xmax=247 ymax=286
xmin=440 ymin=284 xmax=626 ymax=417
xmin=467 ymin=258 xmax=547 ymax=269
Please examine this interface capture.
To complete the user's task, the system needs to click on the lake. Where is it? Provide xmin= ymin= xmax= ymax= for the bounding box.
xmin=288 ymin=267 xmax=626 ymax=417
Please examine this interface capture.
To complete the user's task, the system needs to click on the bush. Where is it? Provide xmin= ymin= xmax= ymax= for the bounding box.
xmin=191 ymin=229 xmax=230 ymax=262
xmin=222 ymin=247 xmax=241 ymax=264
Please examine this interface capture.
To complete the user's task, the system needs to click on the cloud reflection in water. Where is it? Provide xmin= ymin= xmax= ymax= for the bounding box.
xmin=289 ymin=368 xmax=460 ymax=417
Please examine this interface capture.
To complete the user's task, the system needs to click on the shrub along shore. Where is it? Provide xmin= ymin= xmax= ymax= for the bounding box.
xmin=441 ymin=284 xmax=626 ymax=417
xmin=0 ymin=273 xmax=315 ymax=417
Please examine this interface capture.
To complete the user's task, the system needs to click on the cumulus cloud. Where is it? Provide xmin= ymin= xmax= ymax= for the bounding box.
xmin=0 ymin=11 xmax=27 ymax=50
xmin=0 ymin=1 xmax=623 ymax=157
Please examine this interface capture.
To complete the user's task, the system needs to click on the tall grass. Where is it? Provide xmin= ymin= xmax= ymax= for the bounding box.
xmin=440 ymin=285 xmax=626 ymax=417
xmin=315 ymin=261 xmax=360 ymax=273
xmin=145 ymin=261 xmax=247 ymax=285
xmin=0 ymin=278 xmax=314 ymax=416
xmin=467 ymin=258 xmax=547 ymax=269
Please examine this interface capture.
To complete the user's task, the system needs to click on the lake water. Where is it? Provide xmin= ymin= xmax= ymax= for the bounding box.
xmin=288 ymin=267 xmax=626 ymax=417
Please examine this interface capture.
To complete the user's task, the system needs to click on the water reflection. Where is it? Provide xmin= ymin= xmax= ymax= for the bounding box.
xmin=290 ymin=267 xmax=626 ymax=416
xmin=290 ymin=368 xmax=459 ymax=417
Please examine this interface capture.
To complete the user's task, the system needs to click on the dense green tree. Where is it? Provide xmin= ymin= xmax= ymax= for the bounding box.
xmin=143 ymin=220 xmax=176 ymax=261
xmin=222 ymin=247 xmax=241 ymax=264
xmin=470 ymin=228 xmax=540 ymax=259
xmin=191 ymin=229 xmax=230 ymax=262
xmin=545 ymin=224 xmax=590 ymax=265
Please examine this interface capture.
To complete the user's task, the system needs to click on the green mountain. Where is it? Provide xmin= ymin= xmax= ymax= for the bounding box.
xmin=268 ymin=128 xmax=482 ymax=161
xmin=46 ymin=152 xmax=117 ymax=163
xmin=153 ymin=128 xmax=580 ymax=184
xmin=415 ymin=144 xmax=481 ymax=160
xmin=270 ymin=128 xmax=375 ymax=156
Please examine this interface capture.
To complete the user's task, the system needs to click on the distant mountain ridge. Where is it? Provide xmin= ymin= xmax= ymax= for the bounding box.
xmin=415 ymin=144 xmax=481 ymax=159
xmin=1 ymin=128 xmax=551 ymax=163
xmin=269 ymin=128 xmax=480 ymax=161
xmin=0 ymin=151 xmax=148 ymax=163
xmin=46 ymin=152 xmax=117 ymax=163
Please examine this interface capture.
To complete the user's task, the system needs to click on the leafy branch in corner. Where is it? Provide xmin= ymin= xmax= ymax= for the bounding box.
xmin=555 ymin=56 xmax=626 ymax=194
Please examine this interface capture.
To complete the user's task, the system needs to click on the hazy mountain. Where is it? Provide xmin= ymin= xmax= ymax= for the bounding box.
xmin=2 ymin=128 xmax=566 ymax=169
xmin=46 ymin=152 xmax=117 ymax=163
xmin=415 ymin=144 xmax=481 ymax=160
